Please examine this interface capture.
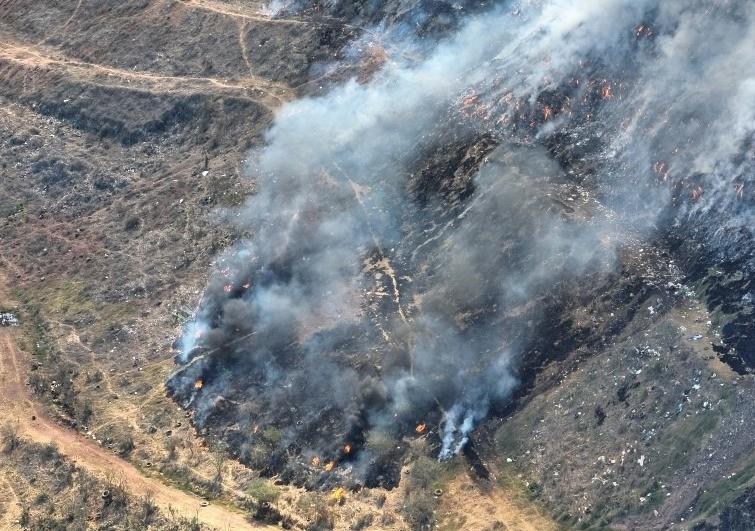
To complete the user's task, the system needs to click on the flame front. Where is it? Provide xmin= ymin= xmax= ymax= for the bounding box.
xmin=194 ymin=379 xmax=204 ymax=389
xmin=415 ymin=422 xmax=427 ymax=434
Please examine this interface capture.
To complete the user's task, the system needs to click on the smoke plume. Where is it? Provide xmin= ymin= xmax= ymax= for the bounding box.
xmin=169 ymin=0 xmax=754 ymax=483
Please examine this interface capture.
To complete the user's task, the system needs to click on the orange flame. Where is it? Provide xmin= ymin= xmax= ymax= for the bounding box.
xmin=344 ymin=444 xmax=352 ymax=455
xmin=600 ymin=84 xmax=613 ymax=101
xmin=324 ymin=461 xmax=335 ymax=472
xmin=461 ymin=94 xmax=480 ymax=109
xmin=542 ymin=106 xmax=554 ymax=121
xmin=415 ymin=423 xmax=427 ymax=434
xmin=691 ymin=186 xmax=704 ymax=202
xmin=194 ymin=379 xmax=204 ymax=389
xmin=311 ymin=456 xmax=321 ymax=467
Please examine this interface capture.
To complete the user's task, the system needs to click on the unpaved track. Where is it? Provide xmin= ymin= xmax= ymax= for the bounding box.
xmin=177 ymin=0 xmax=299 ymax=24
xmin=0 ymin=39 xmax=291 ymax=106
xmin=0 ymin=279 xmax=260 ymax=530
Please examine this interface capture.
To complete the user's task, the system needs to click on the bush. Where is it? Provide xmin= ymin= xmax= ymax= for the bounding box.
xmin=115 ymin=432 xmax=135 ymax=457
xmin=350 ymin=512 xmax=374 ymax=530
xmin=165 ymin=437 xmax=179 ymax=461
xmin=295 ymin=493 xmax=335 ymax=530
xmin=135 ymin=494 xmax=158 ymax=527
xmin=262 ymin=426 xmax=283 ymax=445
xmin=1 ymin=423 xmax=20 ymax=453
xmin=406 ymin=456 xmax=448 ymax=491
xmin=240 ymin=442 xmax=270 ymax=469
xmin=124 ymin=216 xmax=140 ymax=231
xmin=402 ymin=491 xmax=436 ymax=531
xmin=246 ymin=478 xmax=280 ymax=505
xmin=307 ymin=504 xmax=335 ymax=530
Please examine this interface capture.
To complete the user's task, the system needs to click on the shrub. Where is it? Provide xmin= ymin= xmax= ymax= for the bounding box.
xmin=246 ymin=478 xmax=280 ymax=505
xmin=115 ymin=432 xmax=135 ymax=457
xmin=124 ymin=216 xmax=140 ymax=231
xmin=1 ymin=423 xmax=20 ymax=453
xmin=402 ymin=490 xmax=436 ymax=531
xmin=350 ymin=512 xmax=374 ymax=530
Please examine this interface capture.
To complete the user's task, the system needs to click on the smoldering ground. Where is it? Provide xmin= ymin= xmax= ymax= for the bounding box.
xmin=169 ymin=0 xmax=755 ymax=486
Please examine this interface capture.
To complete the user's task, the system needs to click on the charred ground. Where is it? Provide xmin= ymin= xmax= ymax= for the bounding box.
xmin=1 ymin=1 xmax=754 ymax=531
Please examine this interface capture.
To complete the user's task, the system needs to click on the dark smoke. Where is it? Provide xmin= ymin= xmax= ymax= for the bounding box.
xmin=169 ymin=0 xmax=754 ymax=483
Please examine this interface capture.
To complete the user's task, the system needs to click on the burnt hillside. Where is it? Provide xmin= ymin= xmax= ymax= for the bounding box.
xmin=1 ymin=1 xmax=754 ymax=530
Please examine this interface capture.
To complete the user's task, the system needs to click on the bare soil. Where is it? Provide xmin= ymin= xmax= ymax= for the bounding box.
xmin=0 ymin=274 xmax=262 ymax=530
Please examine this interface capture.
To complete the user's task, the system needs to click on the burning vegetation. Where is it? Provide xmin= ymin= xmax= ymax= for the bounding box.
xmin=168 ymin=0 xmax=755 ymax=495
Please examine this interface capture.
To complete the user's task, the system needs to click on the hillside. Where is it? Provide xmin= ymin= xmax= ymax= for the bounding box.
xmin=1 ymin=1 xmax=754 ymax=530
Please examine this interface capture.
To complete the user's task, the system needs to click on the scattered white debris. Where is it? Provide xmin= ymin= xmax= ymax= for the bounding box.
xmin=638 ymin=455 xmax=646 ymax=467
xmin=0 ymin=313 xmax=19 ymax=326
xmin=202 ymin=170 xmax=209 ymax=177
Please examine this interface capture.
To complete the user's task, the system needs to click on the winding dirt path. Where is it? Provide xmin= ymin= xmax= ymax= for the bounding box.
xmin=177 ymin=0 xmax=298 ymax=24
xmin=0 ymin=277 xmax=261 ymax=530
xmin=0 ymin=39 xmax=291 ymax=106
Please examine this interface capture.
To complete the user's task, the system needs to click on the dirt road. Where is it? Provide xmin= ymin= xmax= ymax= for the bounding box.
xmin=0 ymin=279 xmax=261 ymax=530
xmin=0 ymin=39 xmax=291 ymax=107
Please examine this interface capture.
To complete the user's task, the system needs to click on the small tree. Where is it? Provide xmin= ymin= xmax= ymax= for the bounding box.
xmin=210 ymin=443 xmax=226 ymax=496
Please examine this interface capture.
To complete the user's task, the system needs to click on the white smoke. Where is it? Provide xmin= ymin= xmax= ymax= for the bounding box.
xmin=174 ymin=0 xmax=755 ymax=465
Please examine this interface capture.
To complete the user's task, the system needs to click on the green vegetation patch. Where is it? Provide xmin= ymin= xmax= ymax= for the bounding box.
xmin=246 ymin=477 xmax=280 ymax=505
xmin=693 ymin=451 xmax=755 ymax=521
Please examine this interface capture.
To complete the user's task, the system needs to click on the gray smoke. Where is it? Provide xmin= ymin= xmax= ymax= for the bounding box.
xmin=170 ymin=0 xmax=754 ymax=472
